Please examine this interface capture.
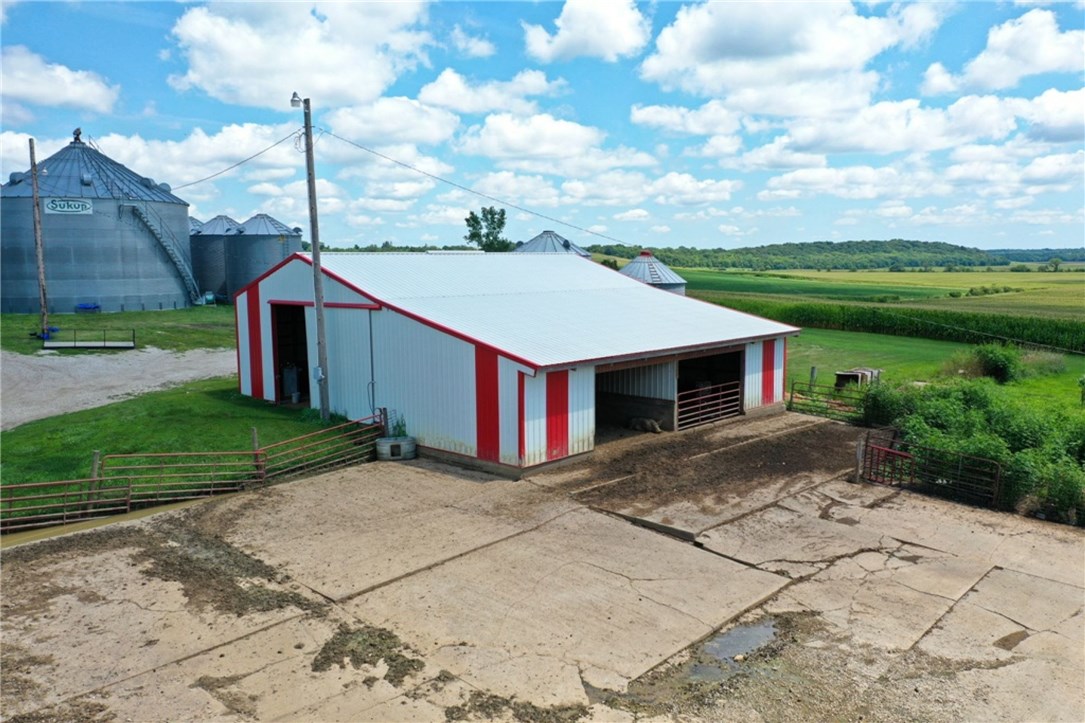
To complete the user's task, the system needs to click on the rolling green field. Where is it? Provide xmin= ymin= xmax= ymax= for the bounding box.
xmin=1 ymin=305 xmax=236 ymax=354
xmin=734 ymin=269 xmax=1084 ymax=319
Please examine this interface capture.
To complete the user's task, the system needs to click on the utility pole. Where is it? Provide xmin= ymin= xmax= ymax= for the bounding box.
xmin=29 ymin=139 xmax=48 ymax=338
xmin=292 ymin=92 xmax=330 ymax=421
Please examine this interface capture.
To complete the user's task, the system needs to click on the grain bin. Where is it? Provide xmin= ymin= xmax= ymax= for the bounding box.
xmin=1 ymin=130 xmax=198 ymax=313
xmin=190 ymin=214 xmax=240 ymax=300
xmin=226 ymin=214 xmax=301 ymax=296
xmin=619 ymin=250 xmax=687 ymax=295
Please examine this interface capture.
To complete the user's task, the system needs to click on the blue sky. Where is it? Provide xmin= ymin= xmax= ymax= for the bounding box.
xmin=2 ymin=0 xmax=1083 ymax=251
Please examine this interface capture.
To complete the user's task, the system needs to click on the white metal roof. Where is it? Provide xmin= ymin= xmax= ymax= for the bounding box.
xmin=308 ymin=253 xmax=798 ymax=369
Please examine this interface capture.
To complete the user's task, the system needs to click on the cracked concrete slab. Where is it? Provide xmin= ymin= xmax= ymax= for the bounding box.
xmin=220 ymin=461 xmax=579 ymax=601
xmin=344 ymin=507 xmax=787 ymax=705
xmin=818 ymin=492 xmax=1085 ymax=587
xmin=697 ymin=504 xmax=890 ymax=572
xmin=965 ymin=567 xmax=1084 ymax=633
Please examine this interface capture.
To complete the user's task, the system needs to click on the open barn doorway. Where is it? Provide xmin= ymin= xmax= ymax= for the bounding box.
xmin=271 ymin=304 xmax=310 ymax=405
xmin=676 ymin=349 xmax=743 ymax=429
xmin=595 ymin=360 xmax=677 ymax=444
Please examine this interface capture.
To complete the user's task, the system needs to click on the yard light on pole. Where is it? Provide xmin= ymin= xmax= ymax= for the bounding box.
xmin=292 ymin=92 xmax=330 ymax=421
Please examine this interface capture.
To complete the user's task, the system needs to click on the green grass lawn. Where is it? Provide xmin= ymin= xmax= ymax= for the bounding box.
xmin=1 ymin=376 xmax=333 ymax=483
xmin=1 ymin=305 xmax=237 ymax=355
xmin=788 ymin=328 xmax=1085 ymax=411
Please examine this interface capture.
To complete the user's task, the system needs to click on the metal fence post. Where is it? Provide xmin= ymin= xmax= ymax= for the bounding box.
xmin=251 ymin=427 xmax=264 ymax=487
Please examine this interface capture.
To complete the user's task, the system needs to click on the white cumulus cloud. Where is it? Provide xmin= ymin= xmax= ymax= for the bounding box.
xmin=523 ymin=0 xmax=650 ymax=63
xmin=326 ymin=98 xmax=459 ymax=146
xmin=168 ymin=3 xmax=432 ymax=109
xmin=418 ymin=68 xmax=565 ymax=115
xmin=1 ymin=46 xmax=120 ymax=113
xmin=922 ymin=9 xmax=1085 ymax=94
xmin=450 ymin=24 xmax=495 ymax=57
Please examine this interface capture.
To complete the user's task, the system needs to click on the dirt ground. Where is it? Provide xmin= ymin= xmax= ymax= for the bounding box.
xmin=1 ymin=413 xmax=1082 ymax=722
xmin=0 ymin=347 xmax=237 ymax=430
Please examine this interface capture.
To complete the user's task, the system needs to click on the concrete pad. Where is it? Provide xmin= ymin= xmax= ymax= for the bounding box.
xmin=951 ymin=658 xmax=1085 ymax=723
xmin=820 ymin=492 xmax=1085 ymax=587
xmin=344 ymin=508 xmax=787 ymax=705
xmin=0 ymin=545 xmax=312 ymax=717
xmin=966 ymin=567 xmax=1085 ymax=632
xmin=630 ymin=469 xmax=849 ymax=534
xmin=916 ymin=599 xmax=1025 ymax=662
xmin=774 ymin=553 xmax=954 ymax=651
xmin=225 ymin=461 xmax=579 ymax=600
xmin=697 ymin=505 xmax=890 ymax=572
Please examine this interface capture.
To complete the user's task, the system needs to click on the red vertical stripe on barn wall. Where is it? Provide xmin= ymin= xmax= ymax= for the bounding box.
xmin=517 ymin=372 xmax=526 ymax=466
xmin=475 ymin=346 xmax=500 ymax=461
xmin=248 ymin=284 xmax=264 ymax=399
xmin=761 ymin=338 xmax=775 ymax=406
xmin=546 ymin=370 xmax=569 ymax=461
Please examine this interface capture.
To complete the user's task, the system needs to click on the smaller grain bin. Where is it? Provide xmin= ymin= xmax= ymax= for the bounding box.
xmin=189 ymin=214 xmax=240 ymax=300
xmin=227 ymin=214 xmax=302 ymax=295
xmin=619 ymin=250 xmax=687 ymax=295
xmin=513 ymin=230 xmax=591 ymax=257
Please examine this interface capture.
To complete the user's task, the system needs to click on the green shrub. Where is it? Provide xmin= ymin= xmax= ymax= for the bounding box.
xmin=973 ymin=344 xmax=1023 ymax=383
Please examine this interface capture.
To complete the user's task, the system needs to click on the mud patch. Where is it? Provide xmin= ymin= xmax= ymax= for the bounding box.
xmin=573 ymin=422 xmax=858 ymax=514
xmin=0 ymin=646 xmax=52 ymax=701
xmin=311 ymin=623 xmax=425 ymax=686
xmin=992 ymin=630 xmax=1030 ymax=651
xmin=4 ymin=699 xmax=114 ymax=723
xmin=134 ymin=518 xmax=322 ymax=616
xmin=443 ymin=689 xmax=588 ymax=723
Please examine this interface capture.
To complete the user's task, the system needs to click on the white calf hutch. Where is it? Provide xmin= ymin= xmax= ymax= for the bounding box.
xmin=235 ymin=253 xmax=798 ymax=473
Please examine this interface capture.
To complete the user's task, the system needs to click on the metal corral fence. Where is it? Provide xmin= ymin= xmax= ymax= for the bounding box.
xmin=676 ymin=380 xmax=742 ymax=430
xmin=857 ymin=428 xmax=1003 ymax=509
xmin=0 ymin=414 xmax=384 ymax=534
xmin=42 ymin=329 xmax=137 ymax=349
xmin=788 ymin=381 xmax=865 ymax=423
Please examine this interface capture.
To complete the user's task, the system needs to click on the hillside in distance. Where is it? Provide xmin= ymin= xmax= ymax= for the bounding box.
xmin=988 ymin=248 xmax=1085 ymax=263
xmin=588 ymin=239 xmax=1062 ymax=271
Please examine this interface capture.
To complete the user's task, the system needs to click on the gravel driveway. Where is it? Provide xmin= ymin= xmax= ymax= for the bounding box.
xmin=0 ymin=348 xmax=237 ymax=430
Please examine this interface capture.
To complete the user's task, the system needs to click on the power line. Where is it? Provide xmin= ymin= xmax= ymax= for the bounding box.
xmin=319 ymin=129 xmax=632 ymax=246
xmin=172 ymin=130 xmax=301 ymax=191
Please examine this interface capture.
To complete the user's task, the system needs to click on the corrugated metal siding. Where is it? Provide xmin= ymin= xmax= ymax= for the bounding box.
xmin=372 ymin=310 xmax=477 ymax=456
xmin=597 ymin=361 xmax=676 ymax=400
xmin=498 ymin=358 xmax=527 ymax=466
xmin=236 ymin=290 xmax=252 ymax=395
xmin=745 ymin=341 xmax=763 ymax=410
xmin=745 ymin=338 xmax=786 ymax=409
xmin=322 ymin=307 xmax=373 ymax=419
xmin=567 ymin=367 xmax=595 ymax=457
xmin=522 ymin=373 xmax=548 ymax=467
xmin=774 ymin=337 xmax=786 ymax=403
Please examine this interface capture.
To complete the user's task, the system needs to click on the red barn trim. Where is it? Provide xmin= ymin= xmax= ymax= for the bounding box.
xmin=546 ymin=370 xmax=569 ymax=460
xmin=247 ymin=285 xmax=264 ymax=399
xmin=475 ymin=346 xmax=500 ymax=462
xmin=761 ymin=338 xmax=775 ymax=406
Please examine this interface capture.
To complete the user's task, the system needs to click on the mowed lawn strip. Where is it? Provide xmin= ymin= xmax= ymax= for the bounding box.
xmin=1 ymin=305 xmax=237 ymax=355
xmin=0 ymin=377 xmax=333 ymax=484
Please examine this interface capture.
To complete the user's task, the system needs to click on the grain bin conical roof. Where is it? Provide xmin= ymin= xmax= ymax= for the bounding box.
xmin=513 ymin=230 xmax=591 ymax=257
xmin=619 ymin=250 xmax=686 ymax=290
xmin=239 ymin=213 xmax=301 ymax=236
xmin=2 ymin=131 xmax=187 ymax=205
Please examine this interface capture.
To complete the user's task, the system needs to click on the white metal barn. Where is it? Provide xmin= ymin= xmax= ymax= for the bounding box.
xmin=235 ymin=253 xmax=798 ymax=473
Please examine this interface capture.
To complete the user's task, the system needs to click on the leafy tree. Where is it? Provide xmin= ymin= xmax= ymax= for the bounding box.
xmin=1047 ymin=257 xmax=1063 ymax=272
xmin=464 ymin=206 xmax=512 ymax=252
xmin=600 ymin=258 xmax=620 ymax=270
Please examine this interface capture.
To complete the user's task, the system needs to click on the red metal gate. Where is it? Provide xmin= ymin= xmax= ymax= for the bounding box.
xmin=676 ymin=381 xmax=741 ymax=430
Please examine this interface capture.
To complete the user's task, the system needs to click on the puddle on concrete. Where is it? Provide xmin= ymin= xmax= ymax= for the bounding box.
xmin=689 ymin=619 xmax=778 ymax=682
